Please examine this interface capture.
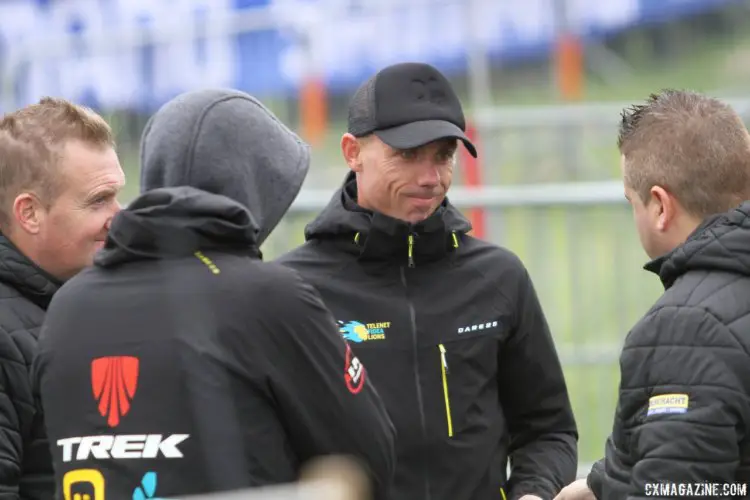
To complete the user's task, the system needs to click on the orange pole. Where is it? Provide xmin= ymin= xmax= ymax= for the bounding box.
xmin=461 ymin=122 xmax=486 ymax=239
xmin=555 ymin=33 xmax=584 ymax=101
xmin=299 ymin=76 xmax=328 ymax=146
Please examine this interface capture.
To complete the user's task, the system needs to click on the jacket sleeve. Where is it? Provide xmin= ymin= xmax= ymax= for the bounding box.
xmin=621 ymin=306 xmax=750 ymax=500
xmin=261 ymin=268 xmax=396 ymax=500
xmin=497 ymin=267 xmax=578 ymax=500
xmin=26 ymin=350 xmax=53 ymax=500
xmin=0 ymin=330 xmax=24 ymax=500
xmin=586 ymin=457 xmax=605 ymax=499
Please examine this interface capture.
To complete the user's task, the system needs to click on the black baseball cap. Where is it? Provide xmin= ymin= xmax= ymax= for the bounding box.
xmin=347 ymin=62 xmax=478 ymax=158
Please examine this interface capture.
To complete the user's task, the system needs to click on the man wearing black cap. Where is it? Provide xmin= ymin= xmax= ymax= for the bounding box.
xmin=278 ymin=62 xmax=578 ymax=500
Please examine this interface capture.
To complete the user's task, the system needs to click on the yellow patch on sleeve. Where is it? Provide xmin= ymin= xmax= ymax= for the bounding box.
xmin=647 ymin=393 xmax=689 ymax=416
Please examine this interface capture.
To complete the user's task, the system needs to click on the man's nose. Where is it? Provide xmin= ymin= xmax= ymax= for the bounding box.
xmin=104 ymin=201 xmax=122 ymax=231
xmin=416 ymin=162 xmax=440 ymax=188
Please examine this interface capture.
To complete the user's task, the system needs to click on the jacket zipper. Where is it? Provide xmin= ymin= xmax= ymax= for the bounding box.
xmin=400 ymin=265 xmax=431 ymax=500
xmin=407 ymin=234 xmax=415 ymax=268
xmin=438 ymin=344 xmax=453 ymax=437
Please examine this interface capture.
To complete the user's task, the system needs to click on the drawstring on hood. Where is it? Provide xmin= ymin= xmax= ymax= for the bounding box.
xmin=309 ymin=171 xmax=471 ymax=268
xmin=407 ymin=233 xmax=415 ymax=268
xmin=97 ymin=89 xmax=311 ymax=267
xmin=353 ymin=229 xmax=460 ymax=269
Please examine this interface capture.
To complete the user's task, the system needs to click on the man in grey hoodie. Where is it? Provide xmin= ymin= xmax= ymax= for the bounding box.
xmin=32 ymin=89 xmax=396 ymax=499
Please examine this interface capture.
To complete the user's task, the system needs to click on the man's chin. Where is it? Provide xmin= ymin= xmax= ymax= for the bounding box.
xmin=94 ymin=240 xmax=106 ymax=251
xmin=404 ymin=208 xmax=437 ymax=225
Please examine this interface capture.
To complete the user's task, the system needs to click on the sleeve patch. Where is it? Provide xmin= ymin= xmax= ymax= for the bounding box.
xmin=344 ymin=344 xmax=365 ymax=395
xmin=647 ymin=393 xmax=689 ymax=416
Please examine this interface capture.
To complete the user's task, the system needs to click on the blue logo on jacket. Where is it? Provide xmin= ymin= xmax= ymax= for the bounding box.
xmin=133 ymin=472 xmax=164 ymax=500
xmin=338 ymin=320 xmax=390 ymax=342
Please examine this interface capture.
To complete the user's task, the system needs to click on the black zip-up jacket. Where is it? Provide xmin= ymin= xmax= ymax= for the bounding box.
xmin=277 ymin=172 xmax=578 ymax=500
xmin=32 ymin=187 xmax=396 ymax=499
xmin=0 ymin=234 xmax=55 ymax=500
xmin=32 ymin=89 xmax=397 ymax=500
xmin=587 ymin=202 xmax=750 ymax=500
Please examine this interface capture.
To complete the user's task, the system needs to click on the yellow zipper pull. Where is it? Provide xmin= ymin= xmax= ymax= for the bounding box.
xmin=439 ymin=344 xmax=449 ymax=374
xmin=407 ymin=233 xmax=415 ymax=268
xmin=438 ymin=343 xmax=453 ymax=437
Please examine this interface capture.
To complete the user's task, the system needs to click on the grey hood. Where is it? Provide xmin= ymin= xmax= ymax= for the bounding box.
xmin=139 ymin=88 xmax=311 ymax=246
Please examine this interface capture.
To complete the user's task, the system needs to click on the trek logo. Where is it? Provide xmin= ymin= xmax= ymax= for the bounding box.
xmin=58 ymin=434 xmax=189 ymax=463
xmin=457 ymin=321 xmax=498 ymax=334
xmin=338 ymin=320 xmax=390 ymax=342
xmin=63 ymin=468 xmax=105 ymax=500
xmin=344 ymin=344 xmax=365 ymax=394
xmin=92 ymin=356 xmax=140 ymax=427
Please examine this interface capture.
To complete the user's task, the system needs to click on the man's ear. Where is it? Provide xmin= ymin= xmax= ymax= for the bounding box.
xmin=12 ymin=193 xmax=44 ymax=235
xmin=341 ymin=133 xmax=363 ymax=173
xmin=649 ymin=185 xmax=675 ymax=232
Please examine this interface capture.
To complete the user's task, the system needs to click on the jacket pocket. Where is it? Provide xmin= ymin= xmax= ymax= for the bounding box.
xmin=438 ymin=343 xmax=454 ymax=437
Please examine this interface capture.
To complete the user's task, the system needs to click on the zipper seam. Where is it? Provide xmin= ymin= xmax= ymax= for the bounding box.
xmin=401 ymin=265 xmax=431 ymax=500
xmin=407 ymin=233 xmax=415 ymax=268
xmin=438 ymin=344 xmax=453 ymax=438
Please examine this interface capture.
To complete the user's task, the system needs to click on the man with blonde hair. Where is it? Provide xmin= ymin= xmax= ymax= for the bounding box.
xmin=556 ymin=89 xmax=750 ymax=500
xmin=0 ymin=97 xmax=124 ymax=499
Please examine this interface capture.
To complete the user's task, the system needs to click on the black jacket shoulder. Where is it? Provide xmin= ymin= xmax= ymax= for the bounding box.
xmin=590 ymin=203 xmax=750 ymax=500
xmin=34 ymin=188 xmax=395 ymax=500
xmin=281 ymin=223 xmax=532 ymax=315
xmin=0 ymin=235 xmax=58 ymax=500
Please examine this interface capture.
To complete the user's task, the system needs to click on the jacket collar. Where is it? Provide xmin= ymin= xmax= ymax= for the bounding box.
xmin=0 ymin=233 xmax=61 ymax=309
xmin=304 ymin=172 xmax=472 ymax=267
xmin=643 ymin=203 xmax=750 ymax=289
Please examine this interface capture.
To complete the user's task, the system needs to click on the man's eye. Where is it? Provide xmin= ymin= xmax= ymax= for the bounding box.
xmin=437 ymin=152 xmax=454 ymax=162
xmin=400 ymin=149 xmax=418 ymax=160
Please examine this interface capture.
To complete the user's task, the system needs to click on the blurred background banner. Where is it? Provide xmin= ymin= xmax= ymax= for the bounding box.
xmin=3 ymin=0 xmax=750 ymax=479
xmin=0 ymin=0 xmax=744 ymax=111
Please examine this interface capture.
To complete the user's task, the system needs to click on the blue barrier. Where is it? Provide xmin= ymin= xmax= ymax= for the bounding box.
xmin=0 ymin=0 xmax=742 ymax=113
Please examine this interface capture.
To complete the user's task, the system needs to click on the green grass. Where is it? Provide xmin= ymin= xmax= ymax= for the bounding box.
xmin=111 ymin=28 xmax=750 ymax=464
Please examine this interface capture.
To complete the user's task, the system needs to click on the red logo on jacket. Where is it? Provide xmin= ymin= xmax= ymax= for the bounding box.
xmin=91 ymin=356 xmax=140 ymax=427
xmin=344 ymin=345 xmax=365 ymax=394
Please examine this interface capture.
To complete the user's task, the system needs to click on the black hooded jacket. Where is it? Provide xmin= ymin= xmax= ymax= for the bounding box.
xmin=0 ymin=235 xmax=56 ymax=500
xmin=588 ymin=202 xmax=750 ymax=499
xmin=32 ymin=90 xmax=396 ymax=500
xmin=277 ymin=172 xmax=579 ymax=500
